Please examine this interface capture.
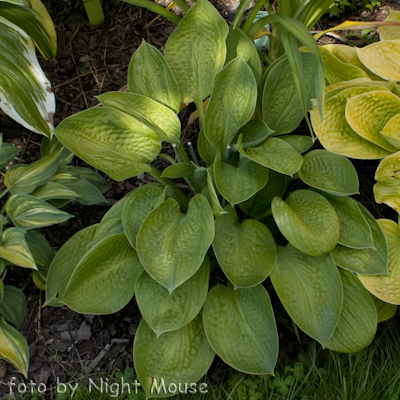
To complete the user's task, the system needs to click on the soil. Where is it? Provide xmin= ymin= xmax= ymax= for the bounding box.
xmin=1 ymin=0 xmax=400 ymax=397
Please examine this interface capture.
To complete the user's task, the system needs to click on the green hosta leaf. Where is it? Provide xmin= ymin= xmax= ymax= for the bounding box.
xmin=30 ymin=182 xmax=79 ymax=203
xmin=345 ymin=91 xmax=400 ymax=152
xmin=164 ymin=0 xmax=228 ymax=104
xmin=214 ymin=155 xmax=269 ymax=206
xmin=310 ymin=87 xmax=392 ymax=159
xmin=238 ymin=135 xmax=303 ymax=176
xmin=213 ymin=207 xmax=277 ymax=288
xmin=371 ymin=294 xmax=397 ymax=323
xmin=61 ymin=234 xmax=143 ymax=314
xmin=134 ymin=315 xmax=215 ymax=398
xmin=262 ymin=52 xmax=317 ymax=135
xmin=236 ymin=119 xmax=274 ymax=150
xmin=0 ymin=278 xmax=3 ymax=304
xmin=325 ymin=269 xmax=377 ymax=353
xmin=0 ymin=17 xmax=54 ymax=138
xmin=272 ymin=190 xmax=340 ymax=257
xmin=358 ymin=219 xmax=400 ymax=304
xmin=161 ymin=164 xmax=196 ymax=179
xmin=6 ymin=194 xmax=73 ymax=230
xmin=225 ymin=27 xmax=262 ymax=85
xmin=0 ymin=143 xmax=19 ymax=170
xmin=41 ymin=136 xmax=73 ymax=166
xmin=0 ymin=316 xmax=28 ymax=377
xmin=203 ymin=169 xmax=226 ymax=218
xmin=358 ymin=40 xmax=400 ymax=81
xmin=197 ymin=128 xmax=220 ymax=167
xmin=374 ymin=177 xmax=400 ymax=213
xmin=136 ymin=257 xmax=209 ymax=337
xmin=239 ymin=169 xmax=286 ymax=219
xmin=323 ymin=195 xmax=374 ymax=249
xmin=122 ymin=184 xmax=165 ymax=249
xmin=45 ymin=224 xmax=98 ymax=307
xmin=58 ymin=166 xmax=110 ymax=194
xmin=331 ymin=206 xmax=388 ymax=275
xmin=204 ymin=57 xmax=257 ymax=154
xmin=128 ymin=40 xmax=180 ymax=113
xmin=381 ymin=114 xmax=400 ymax=150
xmin=54 ymin=107 xmax=161 ymax=181
xmin=0 ymin=228 xmax=36 ymax=269
xmin=137 ymin=195 xmax=214 ymax=292
xmin=98 ymin=92 xmax=181 ymax=145
xmin=278 ymin=135 xmax=313 ymax=154
xmin=299 ymin=150 xmax=359 ymax=196
xmin=25 ymin=229 xmax=53 ymax=269
xmin=5 ymin=149 xmax=61 ymax=195
xmin=270 ymin=244 xmax=343 ymax=347
xmin=203 ymin=283 xmax=278 ymax=374
xmin=0 ymin=285 xmax=26 ymax=329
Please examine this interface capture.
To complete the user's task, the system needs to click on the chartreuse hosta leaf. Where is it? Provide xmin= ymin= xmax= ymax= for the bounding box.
xmin=60 ymin=234 xmax=143 ymax=314
xmin=331 ymin=205 xmax=388 ymax=275
xmin=310 ymin=87 xmax=392 ymax=159
xmin=0 ymin=285 xmax=26 ymax=329
xmin=379 ymin=10 xmax=400 ymax=41
xmin=203 ymin=283 xmax=278 ymax=374
xmin=98 ymin=92 xmax=181 ymax=145
xmin=164 ymin=0 xmax=228 ymax=104
xmin=134 ymin=315 xmax=214 ymax=398
xmin=5 ymin=148 xmax=61 ymax=195
xmin=325 ymin=269 xmax=377 ymax=353
xmin=30 ymin=181 xmax=79 ymax=203
xmin=214 ymin=155 xmax=269 ymax=206
xmin=324 ymin=81 xmax=392 ymax=102
xmin=54 ymin=107 xmax=161 ymax=181
xmin=204 ymin=57 xmax=257 ymax=154
xmin=270 ymin=244 xmax=343 ymax=347
xmin=136 ymin=257 xmax=209 ymax=337
xmin=345 ymin=91 xmax=400 ymax=153
xmin=272 ymin=190 xmax=340 ymax=257
xmin=299 ymin=150 xmax=359 ymax=196
xmin=358 ymin=40 xmax=400 ymax=81
xmin=238 ymin=135 xmax=303 ymax=176
xmin=381 ymin=114 xmax=400 ymax=150
xmin=374 ymin=178 xmax=400 ymax=213
xmin=371 ymin=294 xmax=397 ymax=323
xmin=6 ymin=194 xmax=73 ymax=230
xmin=122 ymin=184 xmax=165 ymax=249
xmin=239 ymin=170 xmax=286 ymax=220
xmin=0 ymin=316 xmax=28 ymax=377
xmin=0 ymin=17 xmax=54 ymax=138
xmin=235 ymin=119 xmax=274 ymax=150
xmin=278 ymin=135 xmax=313 ymax=154
xmin=262 ymin=52 xmax=317 ymax=136
xmin=213 ymin=207 xmax=277 ymax=288
xmin=137 ymin=195 xmax=214 ymax=293
xmin=358 ymin=219 xmax=400 ymax=304
xmin=45 ymin=224 xmax=98 ymax=307
xmin=128 ymin=40 xmax=180 ymax=114
xmin=0 ymin=228 xmax=36 ymax=270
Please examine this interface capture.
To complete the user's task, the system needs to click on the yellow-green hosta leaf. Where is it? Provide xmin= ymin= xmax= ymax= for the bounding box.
xmin=134 ymin=315 xmax=215 ymax=398
xmin=128 ymin=40 xmax=180 ymax=113
xmin=278 ymin=135 xmax=313 ymax=154
xmin=0 ymin=285 xmax=26 ymax=329
xmin=379 ymin=10 xmax=400 ymax=41
xmin=381 ymin=114 xmax=400 ymax=150
xmin=137 ymin=195 xmax=214 ymax=293
xmin=272 ymin=190 xmax=340 ymax=257
xmin=98 ymin=92 xmax=181 ymax=145
xmin=325 ymin=269 xmax=377 ymax=353
xmin=164 ymin=0 xmax=228 ymax=104
xmin=324 ymin=78 xmax=372 ymax=95
xmin=324 ymin=82 xmax=392 ymax=102
xmin=136 ymin=258 xmax=209 ymax=337
xmin=204 ymin=57 xmax=257 ymax=154
xmin=122 ymin=184 xmax=165 ymax=249
xmin=197 ymin=128 xmax=220 ymax=167
xmin=238 ymin=136 xmax=303 ymax=176
xmin=214 ymin=155 xmax=269 ymax=206
xmin=358 ymin=40 xmax=400 ymax=81
xmin=262 ymin=52 xmax=317 ymax=135
xmin=54 ymin=107 xmax=161 ymax=181
xmin=203 ymin=284 xmax=278 ymax=374
xmin=345 ymin=91 xmax=400 ymax=152
xmin=239 ymin=169 xmax=286 ymax=220
xmin=299 ymin=150 xmax=359 ymax=196
xmin=6 ymin=194 xmax=73 ymax=230
xmin=213 ymin=207 xmax=277 ymax=288
xmin=24 ymin=229 xmax=53 ymax=269
xmin=310 ymin=87 xmax=392 ymax=159
xmin=270 ymin=244 xmax=343 ymax=347
xmin=0 ymin=228 xmax=36 ymax=270
xmin=225 ymin=26 xmax=262 ymax=85
xmin=331 ymin=205 xmax=388 ymax=275
xmin=5 ymin=149 xmax=61 ymax=195
xmin=45 ymin=224 xmax=98 ymax=307
xmin=0 ymin=143 xmax=19 ymax=170
xmin=0 ymin=316 xmax=28 ymax=377
xmin=236 ymin=119 xmax=274 ymax=150
xmin=374 ymin=177 xmax=400 ymax=213
xmin=61 ymin=234 xmax=143 ymax=314
xmin=30 ymin=182 xmax=79 ymax=203
xmin=161 ymin=164 xmax=196 ymax=179
xmin=371 ymin=294 xmax=397 ymax=323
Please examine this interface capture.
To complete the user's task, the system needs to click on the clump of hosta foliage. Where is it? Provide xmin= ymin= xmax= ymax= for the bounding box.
xmin=44 ymin=0 xmax=397 ymax=397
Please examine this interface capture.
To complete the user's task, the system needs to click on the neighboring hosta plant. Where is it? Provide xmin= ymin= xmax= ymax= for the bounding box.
xmin=43 ymin=0 xmax=394 ymax=397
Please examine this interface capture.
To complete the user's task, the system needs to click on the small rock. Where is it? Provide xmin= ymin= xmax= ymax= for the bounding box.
xmin=128 ymin=325 xmax=137 ymax=336
xmin=109 ymin=324 xmax=117 ymax=337
xmin=0 ymin=365 xmax=7 ymax=379
xmin=29 ymin=342 xmax=37 ymax=360
xmin=72 ymin=321 xmax=92 ymax=341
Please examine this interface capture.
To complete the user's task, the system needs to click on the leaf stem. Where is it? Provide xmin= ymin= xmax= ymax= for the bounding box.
xmin=82 ymin=0 xmax=105 ymax=25
xmin=194 ymin=96 xmax=205 ymax=129
xmin=0 ymin=188 xmax=10 ymax=201
xmin=176 ymin=143 xmax=191 ymax=164
xmin=121 ymin=0 xmax=182 ymax=24
xmin=242 ymin=0 xmax=267 ymax=34
xmin=170 ymin=0 xmax=190 ymax=13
